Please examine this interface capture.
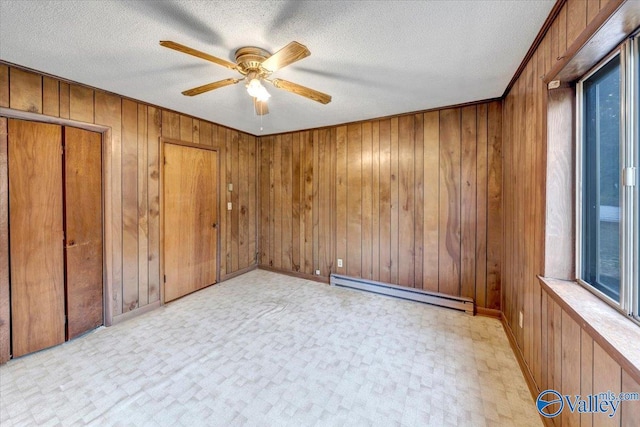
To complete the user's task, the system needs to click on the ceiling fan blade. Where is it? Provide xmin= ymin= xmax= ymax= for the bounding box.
xmin=181 ymin=78 xmax=240 ymax=96
xmin=254 ymin=98 xmax=269 ymax=115
xmin=261 ymin=41 xmax=310 ymax=73
xmin=270 ymin=78 xmax=331 ymax=104
xmin=160 ymin=40 xmax=237 ymax=71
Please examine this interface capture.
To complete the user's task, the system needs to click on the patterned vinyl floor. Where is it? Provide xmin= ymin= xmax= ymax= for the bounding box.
xmin=0 ymin=269 xmax=542 ymax=426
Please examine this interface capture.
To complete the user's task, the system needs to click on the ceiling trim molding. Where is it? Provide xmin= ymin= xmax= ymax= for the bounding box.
xmin=502 ymin=0 xmax=567 ymax=98
xmin=258 ymin=97 xmax=503 ymax=137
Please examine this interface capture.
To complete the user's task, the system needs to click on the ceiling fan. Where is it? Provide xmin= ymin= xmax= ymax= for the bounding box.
xmin=160 ymin=40 xmax=332 ymax=115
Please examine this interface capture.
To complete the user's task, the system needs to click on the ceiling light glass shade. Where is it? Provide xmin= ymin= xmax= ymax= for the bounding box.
xmin=246 ymin=78 xmax=271 ymax=102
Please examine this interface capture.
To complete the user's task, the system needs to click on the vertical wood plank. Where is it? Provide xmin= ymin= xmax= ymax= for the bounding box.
xmin=593 ymin=342 xmax=622 ymax=427
xmin=566 ymin=0 xmax=587 ymax=49
xmin=313 ymin=130 xmax=321 ymax=275
xmin=475 ymin=104 xmax=488 ymax=307
xmin=121 ymin=99 xmax=139 ymax=312
xmin=95 ymin=92 xmax=122 ymax=316
xmin=137 ymin=104 xmax=149 ymax=306
xmin=230 ymin=131 xmax=240 ymax=273
xmin=162 ymin=111 xmax=180 ymax=140
xmin=587 ymin=0 xmax=600 ymax=23
xmin=540 ymin=290 xmax=549 ymax=393
xmin=292 ymin=132 xmax=301 ymax=272
xmin=581 ymin=329 xmax=594 ymax=427
xmin=192 ymin=119 xmax=200 ymax=144
xmin=303 ymin=131 xmax=314 ymax=275
xmin=390 ymin=117 xmax=399 ymax=284
xmin=557 ymin=4 xmax=568 ymax=58
xmin=219 ymin=126 xmax=229 ymax=277
xmin=69 ymin=85 xmax=94 ymax=123
xmin=460 ymin=105 xmax=477 ymax=299
xmin=347 ymin=124 xmax=362 ymax=278
xmin=281 ymin=133 xmax=293 ymax=271
xmin=371 ymin=121 xmax=381 ymax=282
xmin=318 ymin=129 xmax=333 ymax=276
xmin=398 ymin=115 xmax=415 ymax=287
xmin=0 ymin=65 xmax=8 ymax=107
xmin=335 ymin=126 xmax=347 ymax=274
xmin=147 ymin=106 xmax=161 ymax=303
xmin=248 ymin=135 xmax=257 ymax=267
xmin=423 ymin=111 xmax=440 ymax=292
xmin=561 ymin=311 xmax=581 ymax=427
xmin=0 ymin=118 xmax=9 ymax=364
xmin=42 ymin=77 xmax=60 ymax=117
xmin=179 ymin=115 xmax=193 ymax=143
xmin=9 ymin=68 xmax=42 ymax=113
xmin=361 ymin=122 xmax=373 ymax=280
xmin=486 ymin=101 xmax=502 ymax=310
xmin=621 ymin=370 xmax=640 ymax=427
xmin=438 ymin=108 xmax=461 ymax=296
xmin=259 ymin=137 xmax=271 ymax=266
xmin=413 ymin=114 xmax=424 ymax=289
xmin=378 ymin=120 xmax=392 ymax=283
xmin=238 ymin=132 xmax=249 ymax=270
xmin=59 ymin=82 xmax=70 ymax=119
xmin=272 ymin=135 xmax=282 ymax=269
xmin=199 ymin=121 xmax=212 ymax=147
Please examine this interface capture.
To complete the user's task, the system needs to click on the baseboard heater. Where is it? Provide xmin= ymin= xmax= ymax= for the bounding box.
xmin=330 ymin=274 xmax=475 ymax=315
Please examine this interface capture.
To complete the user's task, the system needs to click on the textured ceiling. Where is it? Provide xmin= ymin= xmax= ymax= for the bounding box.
xmin=0 ymin=0 xmax=554 ymax=135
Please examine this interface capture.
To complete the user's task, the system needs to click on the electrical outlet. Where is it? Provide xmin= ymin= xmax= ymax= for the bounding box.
xmin=315 ymin=269 xmax=321 ymax=275
xmin=337 ymin=258 xmax=343 ymax=268
xmin=227 ymin=202 xmax=232 ymax=211
xmin=519 ymin=311 xmax=523 ymax=328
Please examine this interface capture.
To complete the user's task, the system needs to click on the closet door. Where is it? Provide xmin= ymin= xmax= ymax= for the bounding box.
xmin=9 ymin=119 xmax=65 ymax=357
xmin=164 ymin=143 xmax=218 ymax=302
xmin=64 ymin=126 xmax=103 ymax=339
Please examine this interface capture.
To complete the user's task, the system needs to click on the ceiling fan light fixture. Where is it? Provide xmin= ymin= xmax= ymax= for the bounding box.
xmin=246 ymin=78 xmax=271 ymax=101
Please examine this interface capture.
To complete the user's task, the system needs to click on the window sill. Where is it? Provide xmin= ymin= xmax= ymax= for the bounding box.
xmin=538 ymin=276 xmax=640 ymax=384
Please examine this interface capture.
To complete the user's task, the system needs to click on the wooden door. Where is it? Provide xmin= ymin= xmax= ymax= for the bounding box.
xmin=9 ymin=119 xmax=65 ymax=357
xmin=163 ymin=143 xmax=218 ymax=302
xmin=64 ymin=126 xmax=103 ymax=339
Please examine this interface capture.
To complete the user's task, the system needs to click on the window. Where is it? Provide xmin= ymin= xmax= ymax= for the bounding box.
xmin=577 ymin=35 xmax=639 ymax=323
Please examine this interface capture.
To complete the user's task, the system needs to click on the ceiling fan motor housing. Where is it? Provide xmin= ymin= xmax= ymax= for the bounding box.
xmin=234 ymin=47 xmax=271 ymax=77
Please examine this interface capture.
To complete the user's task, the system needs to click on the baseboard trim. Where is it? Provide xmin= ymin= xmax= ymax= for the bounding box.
xmin=500 ymin=314 xmax=553 ymax=427
xmin=258 ymin=265 xmax=329 ymax=284
xmin=475 ymin=307 xmax=501 ymax=318
xmin=221 ymin=264 xmax=258 ymax=282
xmin=111 ymin=300 xmax=161 ymax=326
xmin=330 ymin=274 xmax=475 ymax=315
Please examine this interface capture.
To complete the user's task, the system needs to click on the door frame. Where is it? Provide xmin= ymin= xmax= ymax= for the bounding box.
xmin=160 ymin=137 xmax=221 ymax=303
xmin=0 ymin=108 xmax=112 ymax=326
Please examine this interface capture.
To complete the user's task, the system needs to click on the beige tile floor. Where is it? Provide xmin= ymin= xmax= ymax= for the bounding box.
xmin=0 ymin=270 xmax=542 ymax=426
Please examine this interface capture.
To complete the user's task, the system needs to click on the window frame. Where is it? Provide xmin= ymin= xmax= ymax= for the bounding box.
xmin=576 ymin=35 xmax=639 ymax=324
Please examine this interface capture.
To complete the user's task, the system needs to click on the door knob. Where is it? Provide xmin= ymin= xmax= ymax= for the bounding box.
xmin=212 ymin=223 xmax=217 ymax=228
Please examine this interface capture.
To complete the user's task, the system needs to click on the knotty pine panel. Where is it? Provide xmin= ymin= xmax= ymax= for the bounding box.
xmin=257 ymin=101 xmax=502 ymax=308
xmin=1 ymin=63 xmax=257 ymax=323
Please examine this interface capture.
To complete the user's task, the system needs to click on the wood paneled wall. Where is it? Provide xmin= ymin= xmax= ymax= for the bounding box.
xmin=258 ymin=102 xmax=503 ymax=309
xmin=502 ymin=1 xmax=640 ymax=425
xmin=0 ymin=63 xmax=257 ymax=323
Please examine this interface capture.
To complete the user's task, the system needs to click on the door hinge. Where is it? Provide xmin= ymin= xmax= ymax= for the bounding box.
xmin=164 ymin=274 xmax=166 ymax=283
xmin=623 ymin=167 xmax=636 ymax=187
